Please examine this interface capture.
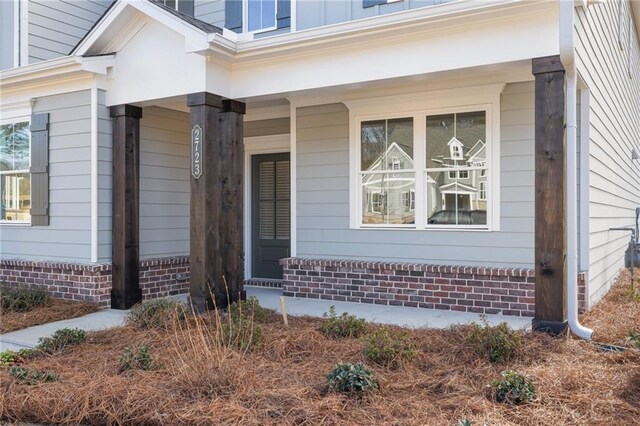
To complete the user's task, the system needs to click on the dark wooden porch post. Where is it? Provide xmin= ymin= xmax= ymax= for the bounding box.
xmin=532 ymin=55 xmax=567 ymax=334
xmin=110 ymin=104 xmax=143 ymax=309
xmin=219 ymin=99 xmax=246 ymax=307
xmin=187 ymin=93 xmax=246 ymax=311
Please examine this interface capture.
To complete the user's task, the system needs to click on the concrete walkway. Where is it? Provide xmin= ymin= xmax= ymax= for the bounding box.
xmin=249 ymin=287 xmax=532 ymax=330
xmin=0 ymin=287 xmax=530 ymax=352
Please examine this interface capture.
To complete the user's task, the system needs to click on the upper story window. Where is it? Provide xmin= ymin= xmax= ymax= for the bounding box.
xmin=0 ymin=122 xmax=31 ymax=223
xmin=347 ymin=86 xmax=502 ymax=231
xmin=225 ymin=0 xmax=290 ymax=34
xmin=363 ymin=0 xmax=403 ymax=8
xmin=154 ymin=0 xmax=194 ymax=16
xmin=248 ymin=0 xmax=276 ymax=32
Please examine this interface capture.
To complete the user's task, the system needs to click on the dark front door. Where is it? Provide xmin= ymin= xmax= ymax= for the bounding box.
xmin=252 ymin=153 xmax=290 ymax=279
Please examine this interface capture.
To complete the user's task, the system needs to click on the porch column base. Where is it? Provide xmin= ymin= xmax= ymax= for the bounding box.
xmin=532 ymin=319 xmax=568 ymax=335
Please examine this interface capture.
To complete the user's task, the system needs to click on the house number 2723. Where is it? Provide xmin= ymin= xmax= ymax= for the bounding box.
xmin=191 ymin=125 xmax=203 ymax=179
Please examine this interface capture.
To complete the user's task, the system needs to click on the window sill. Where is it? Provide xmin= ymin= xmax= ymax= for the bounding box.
xmin=0 ymin=221 xmax=31 ymax=226
xmin=353 ymin=225 xmax=493 ymax=232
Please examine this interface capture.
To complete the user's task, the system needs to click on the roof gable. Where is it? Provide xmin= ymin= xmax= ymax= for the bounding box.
xmin=72 ymin=0 xmax=222 ymax=57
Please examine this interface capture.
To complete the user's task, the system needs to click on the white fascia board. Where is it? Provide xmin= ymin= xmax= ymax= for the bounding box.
xmin=74 ymin=0 xmax=209 ymax=57
xmin=0 ymin=55 xmax=113 ymax=95
xmin=209 ymin=0 xmax=544 ymax=60
xmin=77 ymin=55 xmax=116 ymax=75
xmin=227 ymin=5 xmax=556 ymax=99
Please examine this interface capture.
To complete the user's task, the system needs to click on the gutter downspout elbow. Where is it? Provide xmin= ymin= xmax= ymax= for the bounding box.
xmin=559 ymin=0 xmax=594 ymax=340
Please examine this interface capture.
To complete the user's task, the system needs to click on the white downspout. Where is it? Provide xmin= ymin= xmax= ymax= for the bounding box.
xmin=560 ymin=0 xmax=593 ymax=340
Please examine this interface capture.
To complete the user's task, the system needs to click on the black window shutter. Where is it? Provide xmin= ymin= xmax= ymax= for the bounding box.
xmin=225 ymin=0 xmax=243 ymax=33
xmin=277 ymin=0 xmax=291 ymax=29
xmin=30 ymin=113 xmax=49 ymax=226
xmin=363 ymin=0 xmax=386 ymax=8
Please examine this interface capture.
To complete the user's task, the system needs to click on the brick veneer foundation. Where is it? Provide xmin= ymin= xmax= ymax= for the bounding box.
xmin=280 ymin=258 xmax=588 ymax=317
xmin=0 ymin=256 xmax=190 ymax=308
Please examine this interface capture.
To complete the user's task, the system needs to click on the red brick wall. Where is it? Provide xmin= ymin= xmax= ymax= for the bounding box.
xmin=280 ymin=258 xmax=588 ymax=317
xmin=0 ymin=257 xmax=190 ymax=308
xmin=139 ymin=257 xmax=190 ymax=300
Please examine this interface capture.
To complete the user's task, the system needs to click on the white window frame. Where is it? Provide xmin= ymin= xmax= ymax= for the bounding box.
xmin=243 ymin=0 xmax=278 ymax=35
xmin=0 ymin=117 xmax=31 ymax=225
xmin=345 ymin=84 xmax=503 ymax=232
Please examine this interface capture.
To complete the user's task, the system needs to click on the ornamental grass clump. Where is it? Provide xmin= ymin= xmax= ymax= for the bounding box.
xmin=627 ymin=329 xmax=640 ymax=349
xmin=320 ymin=306 xmax=368 ymax=339
xmin=327 ymin=362 xmax=379 ymax=394
xmin=363 ymin=325 xmax=416 ymax=368
xmin=228 ymin=296 xmax=274 ymax=324
xmin=118 ymin=343 xmax=156 ymax=373
xmin=9 ymin=366 xmax=59 ymax=385
xmin=490 ymin=370 xmax=536 ymax=405
xmin=220 ymin=317 xmax=264 ymax=352
xmin=466 ymin=316 xmax=522 ymax=363
xmin=36 ymin=328 xmax=87 ymax=354
xmin=0 ymin=285 xmax=48 ymax=313
xmin=126 ymin=298 xmax=185 ymax=330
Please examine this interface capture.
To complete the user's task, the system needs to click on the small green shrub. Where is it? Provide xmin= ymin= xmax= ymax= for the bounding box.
xmin=0 ymin=285 xmax=48 ymax=313
xmin=627 ymin=329 xmax=640 ymax=349
xmin=36 ymin=328 xmax=87 ymax=354
xmin=9 ymin=366 xmax=59 ymax=384
xmin=363 ymin=325 xmax=416 ymax=368
xmin=119 ymin=343 xmax=156 ymax=373
xmin=126 ymin=298 xmax=185 ymax=330
xmin=457 ymin=421 xmax=472 ymax=426
xmin=466 ymin=316 xmax=522 ymax=363
xmin=490 ymin=370 xmax=536 ymax=405
xmin=320 ymin=306 xmax=367 ymax=339
xmin=220 ymin=317 xmax=263 ymax=351
xmin=0 ymin=349 xmax=37 ymax=367
xmin=327 ymin=362 xmax=379 ymax=393
xmin=228 ymin=296 xmax=273 ymax=323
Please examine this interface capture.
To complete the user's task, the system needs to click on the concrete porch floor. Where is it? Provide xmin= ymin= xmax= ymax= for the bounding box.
xmin=0 ymin=286 xmax=531 ymax=352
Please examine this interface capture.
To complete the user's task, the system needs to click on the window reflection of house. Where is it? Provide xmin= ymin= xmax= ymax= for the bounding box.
xmin=362 ymin=142 xmax=415 ymax=224
xmin=426 ymin=111 xmax=488 ymax=224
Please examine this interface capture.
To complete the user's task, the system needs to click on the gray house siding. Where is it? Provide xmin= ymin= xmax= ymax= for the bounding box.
xmin=0 ymin=90 xmax=93 ymax=262
xmin=138 ymin=107 xmax=191 ymax=259
xmin=296 ymin=0 xmax=454 ymax=31
xmin=193 ymin=0 xmax=455 ymax=34
xmin=194 ymin=0 xmax=225 ymax=28
xmin=245 ymin=117 xmax=290 ymax=138
xmin=28 ymin=0 xmax=112 ymax=63
xmin=0 ymin=0 xmax=15 ymax=70
xmin=97 ymin=90 xmax=112 ymax=262
xmin=295 ymin=82 xmax=535 ymax=268
xmin=575 ymin=1 xmax=640 ymax=304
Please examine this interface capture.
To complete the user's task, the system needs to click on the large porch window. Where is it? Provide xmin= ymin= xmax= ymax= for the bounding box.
xmin=349 ymin=86 xmax=501 ymax=231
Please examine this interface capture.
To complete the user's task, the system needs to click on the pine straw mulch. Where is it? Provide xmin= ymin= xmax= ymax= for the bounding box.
xmin=1 ymin=278 xmax=639 ymax=425
xmin=0 ymin=298 xmax=100 ymax=334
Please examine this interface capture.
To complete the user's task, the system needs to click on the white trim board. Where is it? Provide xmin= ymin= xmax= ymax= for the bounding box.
xmin=243 ymin=134 xmax=290 ymax=280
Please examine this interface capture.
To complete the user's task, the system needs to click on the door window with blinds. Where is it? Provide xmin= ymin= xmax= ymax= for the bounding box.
xmin=252 ymin=153 xmax=290 ymax=279
xmin=258 ymin=159 xmax=290 ymax=240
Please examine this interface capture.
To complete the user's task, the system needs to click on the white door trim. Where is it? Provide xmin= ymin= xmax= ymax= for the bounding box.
xmin=243 ymin=133 xmax=290 ymax=280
